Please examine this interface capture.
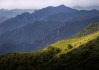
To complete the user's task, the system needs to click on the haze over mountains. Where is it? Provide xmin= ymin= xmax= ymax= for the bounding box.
xmin=74 ymin=6 xmax=99 ymax=10
xmin=0 ymin=9 xmax=35 ymax=23
xmin=0 ymin=5 xmax=99 ymax=54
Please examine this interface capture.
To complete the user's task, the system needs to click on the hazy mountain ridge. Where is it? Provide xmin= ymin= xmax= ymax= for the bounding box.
xmin=0 ymin=9 xmax=35 ymax=23
xmin=0 ymin=9 xmax=35 ymax=18
xmin=46 ymin=9 xmax=99 ymax=22
xmin=0 ymin=5 xmax=77 ymax=35
xmin=0 ymin=5 xmax=99 ymax=54
xmin=0 ymin=16 xmax=7 ymax=23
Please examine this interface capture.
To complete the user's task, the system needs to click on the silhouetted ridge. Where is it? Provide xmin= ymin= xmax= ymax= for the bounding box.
xmin=0 ymin=5 xmax=99 ymax=54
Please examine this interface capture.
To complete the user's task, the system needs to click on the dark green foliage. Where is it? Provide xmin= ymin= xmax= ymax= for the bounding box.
xmin=0 ymin=46 xmax=60 ymax=70
xmin=45 ymin=36 xmax=99 ymax=70
xmin=67 ymin=44 xmax=73 ymax=49
xmin=1 ymin=37 xmax=99 ymax=70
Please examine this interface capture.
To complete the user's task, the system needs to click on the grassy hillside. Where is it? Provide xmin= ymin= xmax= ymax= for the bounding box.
xmin=0 ymin=22 xmax=99 ymax=70
xmin=52 ymin=22 xmax=99 ymax=52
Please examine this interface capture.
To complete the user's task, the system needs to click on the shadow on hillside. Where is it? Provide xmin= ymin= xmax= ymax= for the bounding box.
xmin=0 ymin=37 xmax=99 ymax=70
xmin=46 ymin=36 xmax=99 ymax=70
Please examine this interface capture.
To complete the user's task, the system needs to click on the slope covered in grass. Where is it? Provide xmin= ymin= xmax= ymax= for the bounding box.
xmin=0 ymin=23 xmax=99 ymax=70
xmin=51 ymin=31 xmax=99 ymax=53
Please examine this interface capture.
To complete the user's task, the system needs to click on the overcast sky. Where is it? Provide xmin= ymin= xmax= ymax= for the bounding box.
xmin=0 ymin=0 xmax=99 ymax=9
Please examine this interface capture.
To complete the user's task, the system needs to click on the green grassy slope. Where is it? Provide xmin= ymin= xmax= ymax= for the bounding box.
xmin=0 ymin=22 xmax=99 ymax=70
xmin=51 ymin=22 xmax=99 ymax=54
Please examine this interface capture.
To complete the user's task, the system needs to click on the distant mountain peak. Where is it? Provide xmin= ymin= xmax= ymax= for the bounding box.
xmin=89 ymin=9 xmax=99 ymax=13
xmin=43 ymin=5 xmax=67 ymax=9
xmin=91 ymin=9 xmax=98 ymax=11
xmin=57 ymin=5 xmax=72 ymax=9
xmin=58 ymin=4 xmax=66 ymax=7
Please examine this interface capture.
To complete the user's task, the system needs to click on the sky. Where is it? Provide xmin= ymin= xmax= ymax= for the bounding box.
xmin=0 ymin=0 xmax=99 ymax=9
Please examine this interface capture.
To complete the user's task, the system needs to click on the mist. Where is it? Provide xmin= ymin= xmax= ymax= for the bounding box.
xmin=0 ymin=0 xmax=99 ymax=9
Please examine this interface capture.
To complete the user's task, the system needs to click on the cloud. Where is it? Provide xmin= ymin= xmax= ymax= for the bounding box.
xmin=72 ymin=0 xmax=99 ymax=7
xmin=0 ymin=0 xmax=99 ymax=9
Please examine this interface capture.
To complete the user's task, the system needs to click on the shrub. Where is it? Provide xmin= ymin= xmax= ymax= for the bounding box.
xmin=67 ymin=44 xmax=73 ymax=49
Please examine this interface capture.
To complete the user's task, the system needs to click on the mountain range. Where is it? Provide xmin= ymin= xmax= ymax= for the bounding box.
xmin=0 ymin=9 xmax=35 ymax=23
xmin=0 ymin=5 xmax=99 ymax=54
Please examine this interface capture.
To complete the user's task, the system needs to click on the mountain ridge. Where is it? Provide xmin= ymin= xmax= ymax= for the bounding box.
xmin=1 ymin=5 xmax=99 ymax=54
xmin=0 ymin=5 xmax=77 ymax=35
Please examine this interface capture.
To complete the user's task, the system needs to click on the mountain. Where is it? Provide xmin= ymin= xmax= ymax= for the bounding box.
xmin=0 ymin=22 xmax=99 ymax=70
xmin=0 ymin=5 xmax=78 ymax=53
xmin=45 ymin=9 xmax=99 ymax=22
xmin=0 ymin=9 xmax=35 ymax=23
xmin=0 ymin=21 xmax=65 ymax=54
xmin=0 ymin=16 xmax=7 ymax=23
xmin=41 ymin=16 xmax=99 ymax=45
xmin=33 ymin=5 xmax=77 ymax=21
xmin=0 ymin=5 xmax=77 ymax=35
xmin=1 ymin=5 xmax=99 ymax=54
xmin=0 ymin=12 xmax=33 ymax=35
xmin=0 ymin=9 xmax=35 ymax=18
